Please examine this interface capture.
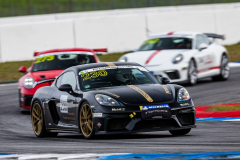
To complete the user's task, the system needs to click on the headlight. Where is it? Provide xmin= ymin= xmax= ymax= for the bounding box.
xmin=173 ymin=54 xmax=183 ymax=64
xmin=23 ymin=77 xmax=35 ymax=89
xmin=178 ymin=88 xmax=190 ymax=102
xmin=95 ymin=94 xmax=120 ymax=106
xmin=119 ymin=57 xmax=127 ymax=62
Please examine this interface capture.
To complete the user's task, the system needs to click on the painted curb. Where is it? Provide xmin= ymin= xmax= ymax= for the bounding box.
xmin=196 ymin=102 xmax=240 ymax=118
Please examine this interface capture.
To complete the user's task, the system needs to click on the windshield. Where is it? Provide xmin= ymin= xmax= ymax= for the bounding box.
xmin=139 ymin=37 xmax=192 ymax=51
xmin=32 ymin=53 xmax=95 ymax=72
xmin=79 ymin=66 xmax=159 ymax=90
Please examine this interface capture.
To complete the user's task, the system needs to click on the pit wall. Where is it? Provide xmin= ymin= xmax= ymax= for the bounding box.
xmin=0 ymin=3 xmax=240 ymax=62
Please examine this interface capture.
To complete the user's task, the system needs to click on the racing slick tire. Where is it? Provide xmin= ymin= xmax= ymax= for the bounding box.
xmin=169 ymin=128 xmax=191 ymax=136
xmin=212 ymin=54 xmax=230 ymax=81
xmin=187 ymin=59 xmax=197 ymax=86
xmin=31 ymin=100 xmax=58 ymax=137
xmin=79 ymin=102 xmax=95 ymax=139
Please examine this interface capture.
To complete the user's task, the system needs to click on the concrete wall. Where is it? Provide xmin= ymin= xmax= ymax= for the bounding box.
xmin=0 ymin=3 xmax=240 ymax=62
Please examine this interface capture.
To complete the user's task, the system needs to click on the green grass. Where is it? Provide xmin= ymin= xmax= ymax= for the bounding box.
xmin=0 ymin=60 xmax=33 ymax=82
xmin=0 ymin=0 xmax=240 ymax=17
xmin=206 ymin=105 xmax=240 ymax=112
xmin=225 ymin=43 xmax=240 ymax=62
xmin=0 ymin=43 xmax=240 ymax=82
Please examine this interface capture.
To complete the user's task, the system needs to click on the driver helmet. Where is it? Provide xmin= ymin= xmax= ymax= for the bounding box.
xmin=77 ymin=55 xmax=87 ymax=65
xmin=116 ymin=69 xmax=133 ymax=83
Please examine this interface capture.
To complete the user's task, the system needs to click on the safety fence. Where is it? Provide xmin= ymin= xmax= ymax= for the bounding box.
xmin=1 ymin=0 xmax=240 ymax=18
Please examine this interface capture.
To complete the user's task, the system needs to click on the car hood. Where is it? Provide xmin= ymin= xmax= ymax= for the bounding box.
xmin=126 ymin=50 xmax=189 ymax=66
xmin=88 ymin=84 xmax=174 ymax=105
xmin=28 ymin=70 xmax=64 ymax=81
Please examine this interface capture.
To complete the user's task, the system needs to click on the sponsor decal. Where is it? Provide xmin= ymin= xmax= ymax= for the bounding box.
xmin=112 ymin=108 xmax=125 ymax=111
xmin=79 ymin=66 xmax=148 ymax=75
xmin=162 ymin=85 xmax=171 ymax=94
xmin=128 ymin=85 xmax=153 ymax=102
xmin=180 ymin=103 xmax=190 ymax=106
xmin=63 ymin=116 xmax=76 ymax=120
xmin=152 ymin=116 xmax=162 ymax=119
xmin=93 ymin=113 xmax=103 ymax=117
xmin=85 ymin=85 xmax=90 ymax=88
xmin=139 ymin=104 xmax=170 ymax=111
xmin=97 ymin=122 xmax=101 ymax=128
xmin=60 ymin=95 xmax=68 ymax=113
xmin=68 ymin=112 xmax=75 ymax=116
xmin=129 ymin=112 xmax=136 ymax=118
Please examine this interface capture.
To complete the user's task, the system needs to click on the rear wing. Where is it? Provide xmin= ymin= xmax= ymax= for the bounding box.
xmin=33 ymin=78 xmax=55 ymax=88
xmin=204 ymin=33 xmax=225 ymax=40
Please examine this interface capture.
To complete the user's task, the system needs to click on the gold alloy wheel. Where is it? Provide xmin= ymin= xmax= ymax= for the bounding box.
xmin=80 ymin=104 xmax=93 ymax=137
xmin=32 ymin=103 xmax=43 ymax=135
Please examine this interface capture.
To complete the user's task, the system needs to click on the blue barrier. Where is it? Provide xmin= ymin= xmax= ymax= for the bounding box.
xmin=99 ymin=152 xmax=240 ymax=160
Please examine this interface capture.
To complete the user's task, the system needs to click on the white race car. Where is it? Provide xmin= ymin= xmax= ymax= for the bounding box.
xmin=118 ymin=31 xmax=230 ymax=85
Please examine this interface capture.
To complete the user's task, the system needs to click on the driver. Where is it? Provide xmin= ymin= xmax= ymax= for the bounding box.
xmin=77 ymin=55 xmax=87 ymax=65
xmin=115 ymin=69 xmax=134 ymax=85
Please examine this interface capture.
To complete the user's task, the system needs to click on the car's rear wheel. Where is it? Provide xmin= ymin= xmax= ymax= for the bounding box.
xmin=31 ymin=101 xmax=58 ymax=137
xmin=212 ymin=54 xmax=230 ymax=81
xmin=188 ymin=59 xmax=197 ymax=85
xmin=169 ymin=128 xmax=191 ymax=136
xmin=79 ymin=102 xmax=94 ymax=139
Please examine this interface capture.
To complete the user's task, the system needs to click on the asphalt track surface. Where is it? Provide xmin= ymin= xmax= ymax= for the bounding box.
xmin=0 ymin=67 xmax=240 ymax=154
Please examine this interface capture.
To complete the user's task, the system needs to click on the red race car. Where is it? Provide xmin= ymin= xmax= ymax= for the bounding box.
xmin=18 ymin=48 xmax=106 ymax=112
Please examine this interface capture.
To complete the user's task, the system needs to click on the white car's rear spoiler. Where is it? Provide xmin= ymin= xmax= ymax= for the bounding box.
xmin=204 ymin=33 xmax=225 ymax=40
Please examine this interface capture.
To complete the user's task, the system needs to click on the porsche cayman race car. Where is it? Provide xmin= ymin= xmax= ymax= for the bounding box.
xmin=118 ymin=31 xmax=230 ymax=85
xmin=18 ymin=48 xmax=105 ymax=112
xmin=31 ymin=62 xmax=196 ymax=139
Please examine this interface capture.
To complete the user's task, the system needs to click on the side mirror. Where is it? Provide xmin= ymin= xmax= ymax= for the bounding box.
xmin=18 ymin=66 xmax=27 ymax=73
xmin=198 ymin=43 xmax=208 ymax=51
xmin=160 ymin=77 xmax=170 ymax=84
xmin=59 ymin=84 xmax=73 ymax=92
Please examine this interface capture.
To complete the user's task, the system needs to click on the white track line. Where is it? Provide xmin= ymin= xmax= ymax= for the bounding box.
xmin=0 ymin=153 xmax=128 ymax=160
xmin=0 ymin=83 xmax=18 ymax=87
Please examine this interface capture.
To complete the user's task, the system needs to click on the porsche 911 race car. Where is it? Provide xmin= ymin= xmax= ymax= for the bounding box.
xmin=31 ymin=62 xmax=196 ymax=139
xmin=18 ymin=48 xmax=105 ymax=112
xmin=118 ymin=31 xmax=230 ymax=85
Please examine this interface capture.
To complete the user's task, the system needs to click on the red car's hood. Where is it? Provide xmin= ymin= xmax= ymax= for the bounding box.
xmin=29 ymin=70 xmax=64 ymax=81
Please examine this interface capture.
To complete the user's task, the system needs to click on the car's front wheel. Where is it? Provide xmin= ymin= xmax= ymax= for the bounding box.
xmin=79 ymin=102 xmax=95 ymax=139
xmin=169 ymin=128 xmax=191 ymax=136
xmin=31 ymin=100 xmax=58 ymax=137
xmin=212 ymin=54 xmax=230 ymax=81
xmin=188 ymin=59 xmax=197 ymax=85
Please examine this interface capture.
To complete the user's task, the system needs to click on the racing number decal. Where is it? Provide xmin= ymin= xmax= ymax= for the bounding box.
xmin=81 ymin=70 xmax=108 ymax=81
xmin=35 ymin=55 xmax=54 ymax=63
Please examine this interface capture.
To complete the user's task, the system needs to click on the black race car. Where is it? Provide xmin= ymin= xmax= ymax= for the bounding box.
xmin=31 ymin=62 xmax=196 ymax=139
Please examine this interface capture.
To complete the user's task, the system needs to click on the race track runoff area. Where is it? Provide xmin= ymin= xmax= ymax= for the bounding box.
xmin=0 ymin=67 xmax=240 ymax=159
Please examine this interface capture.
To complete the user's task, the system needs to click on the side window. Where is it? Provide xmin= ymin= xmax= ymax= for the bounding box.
xmin=202 ymin=35 xmax=210 ymax=45
xmin=195 ymin=35 xmax=209 ymax=49
xmin=56 ymin=75 xmax=62 ymax=88
xmin=60 ymin=71 xmax=77 ymax=90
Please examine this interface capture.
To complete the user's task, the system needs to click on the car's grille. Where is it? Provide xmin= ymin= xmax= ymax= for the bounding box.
xmin=177 ymin=113 xmax=194 ymax=125
xmin=134 ymin=119 xmax=179 ymax=130
xmin=107 ymin=118 xmax=131 ymax=131
xmin=24 ymin=96 xmax=33 ymax=106
xmin=165 ymin=70 xmax=180 ymax=80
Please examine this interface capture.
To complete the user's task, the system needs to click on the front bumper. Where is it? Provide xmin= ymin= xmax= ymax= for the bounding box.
xmin=145 ymin=63 xmax=189 ymax=83
xmin=94 ymin=107 xmax=196 ymax=135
